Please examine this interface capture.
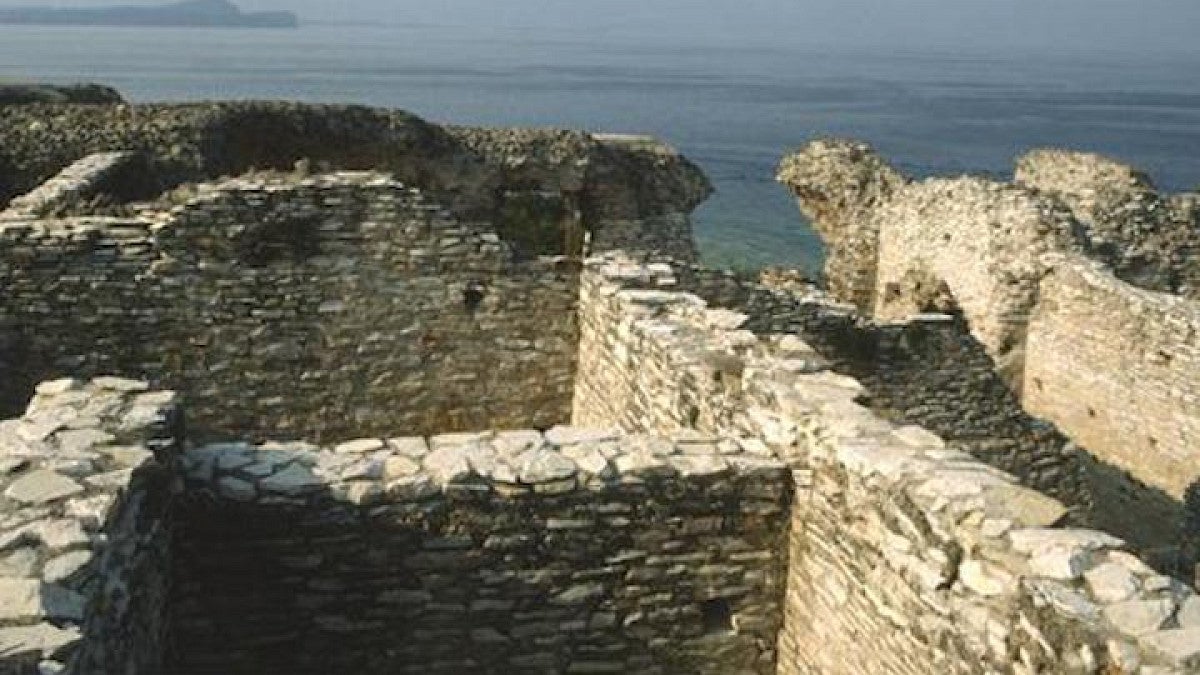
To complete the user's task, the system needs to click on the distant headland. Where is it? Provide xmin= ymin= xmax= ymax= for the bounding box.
xmin=0 ymin=0 xmax=298 ymax=28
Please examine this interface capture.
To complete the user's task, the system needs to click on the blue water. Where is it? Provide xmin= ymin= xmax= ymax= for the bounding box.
xmin=3 ymin=22 xmax=1200 ymax=274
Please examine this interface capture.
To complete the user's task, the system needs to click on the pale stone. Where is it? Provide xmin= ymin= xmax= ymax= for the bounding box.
xmin=1104 ymin=598 xmax=1175 ymax=636
xmin=1139 ymin=629 xmax=1200 ymax=668
xmin=1105 ymin=550 xmax=1156 ymax=576
xmin=1029 ymin=545 xmax=1091 ymax=581
xmin=383 ymin=455 xmax=421 ymax=479
xmin=0 ymin=623 xmax=80 ymax=660
xmin=31 ymin=519 xmax=90 ymax=552
xmin=84 ymin=469 xmax=134 ymax=491
xmin=4 ymin=470 xmax=84 ymax=505
xmin=260 ymin=463 xmax=325 ymax=496
xmin=980 ymin=518 xmax=1013 ymax=538
xmin=892 ymin=425 xmax=946 ymax=449
xmin=668 ymin=454 xmax=729 ymax=478
xmin=423 ymin=446 xmax=476 ymax=485
xmin=42 ymin=551 xmax=93 ymax=583
xmin=91 ymin=376 xmax=149 ymax=392
xmin=35 ymin=379 xmax=79 ymax=396
xmin=613 ymin=451 xmax=670 ymax=477
xmin=65 ymin=494 xmax=117 ymax=530
xmin=1027 ymin=580 xmax=1099 ymax=620
xmin=38 ymin=660 xmax=67 ymax=675
xmin=1178 ymin=596 xmax=1200 ymax=629
xmin=960 ymin=559 xmax=1017 ymax=597
xmin=517 ymin=448 xmax=577 ymax=484
xmin=561 ymin=447 xmax=612 ymax=477
xmin=387 ymin=437 xmax=429 ymax=458
xmin=53 ymin=428 xmax=114 ymax=455
xmin=1084 ymin=562 xmax=1140 ymax=604
xmin=102 ymin=445 xmax=154 ymax=469
xmin=334 ymin=438 xmax=384 ymax=454
xmin=1009 ymin=528 xmax=1123 ymax=554
xmin=982 ymin=484 xmax=1068 ymax=528
xmin=544 ymin=426 xmax=620 ymax=447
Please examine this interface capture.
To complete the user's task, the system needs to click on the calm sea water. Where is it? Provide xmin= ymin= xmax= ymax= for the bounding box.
xmin=3 ymin=22 xmax=1200 ymax=274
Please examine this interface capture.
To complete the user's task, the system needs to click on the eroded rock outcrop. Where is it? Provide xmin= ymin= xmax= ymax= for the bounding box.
xmin=776 ymin=140 xmax=906 ymax=310
xmin=1017 ymin=149 xmax=1200 ymax=296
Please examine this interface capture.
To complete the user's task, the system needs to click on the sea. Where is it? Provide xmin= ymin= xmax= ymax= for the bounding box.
xmin=3 ymin=21 xmax=1200 ymax=275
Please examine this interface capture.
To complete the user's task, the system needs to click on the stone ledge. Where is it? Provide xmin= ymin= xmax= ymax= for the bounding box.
xmin=181 ymin=426 xmax=789 ymax=507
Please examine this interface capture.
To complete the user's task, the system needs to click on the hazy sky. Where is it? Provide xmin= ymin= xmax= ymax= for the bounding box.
xmin=18 ymin=0 xmax=1200 ymax=54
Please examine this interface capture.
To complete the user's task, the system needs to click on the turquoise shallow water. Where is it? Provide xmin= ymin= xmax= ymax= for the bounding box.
xmin=2 ymin=22 xmax=1200 ymax=274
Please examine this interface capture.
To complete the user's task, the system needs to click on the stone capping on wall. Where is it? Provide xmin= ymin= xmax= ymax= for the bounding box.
xmin=180 ymin=426 xmax=788 ymax=506
xmin=582 ymin=253 xmax=1200 ymax=672
xmin=0 ymin=377 xmax=180 ymax=674
xmin=0 ymin=152 xmax=138 ymax=220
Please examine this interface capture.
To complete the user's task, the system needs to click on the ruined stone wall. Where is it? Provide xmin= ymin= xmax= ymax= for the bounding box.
xmin=0 ymin=152 xmax=153 ymax=219
xmin=169 ymin=427 xmax=789 ymax=675
xmin=576 ymin=256 xmax=1094 ymax=529
xmin=868 ymin=178 xmax=1080 ymax=383
xmin=0 ymin=104 xmax=710 ymax=263
xmin=776 ymin=140 xmax=906 ymax=310
xmin=1025 ymin=256 xmax=1200 ymax=549
xmin=0 ymin=377 xmax=181 ymax=675
xmin=575 ymin=254 xmax=1200 ymax=674
xmin=779 ymin=141 xmax=1200 ymax=575
xmin=0 ymin=172 xmax=579 ymax=442
xmin=767 ymin=364 xmax=1200 ymax=675
xmin=1016 ymin=149 xmax=1200 ymax=297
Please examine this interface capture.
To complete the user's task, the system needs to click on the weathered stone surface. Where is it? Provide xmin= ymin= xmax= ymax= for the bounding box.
xmin=4 ymin=470 xmax=84 ymax=505
xmin=0 ymin=623 xmax=80 ymax=661
xmin=1104 ymin=598 xmax=1176 ymax=636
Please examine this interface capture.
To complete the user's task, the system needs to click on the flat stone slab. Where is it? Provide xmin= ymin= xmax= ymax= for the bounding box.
xmin=0 ymin=623 xmax=80 ymax=660
xmin=4 ymin=470 xmax=84 ymax=505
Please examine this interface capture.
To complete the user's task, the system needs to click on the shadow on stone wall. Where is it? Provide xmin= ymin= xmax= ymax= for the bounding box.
xmin=679 ymin=268 xmax=1199 ymax=584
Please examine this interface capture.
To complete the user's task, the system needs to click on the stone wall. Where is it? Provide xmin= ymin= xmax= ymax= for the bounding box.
xmin=1025 ymin=256 xmax=1200 ymax=554
xmin=576 ymin=256 xmax=1095 ymax=529
xmin=778 ymin=140 xmax=1200 ymax=577
xmin=0 ymin=152 xmax=155 ymax=220
xmin=770 ymin=363 xmax=1200 ymax=675
xmin=574 ymin=254 xmax=1200 ymax=674
xmin=1016 ymin=149 xmax=1200 ymax=297
xmin=168 ymin=427 xmax=789 ymax=674
xmin=0 ymin=103 xmax=710 ymax=263
xmin=776 ymin=140 xmax=907 ymax=311
xmin=0 ymin=377 xmax=181 ymax=675
xmin=0 ymin=172 xmax=579 ymax=442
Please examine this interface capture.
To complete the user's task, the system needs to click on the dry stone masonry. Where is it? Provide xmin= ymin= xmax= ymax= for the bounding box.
xmin=169 ymin=428 xmax=789 ymax=674
xmin=1 ymin=99 xmax=1198 ymax=673
xmin=0 ymin=378 xmax=180 ymax=674
xmin=780 ymin=140 xmax=1200 ymax=583
xmin=575 ymin=254 xmax=1200 ymax=674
